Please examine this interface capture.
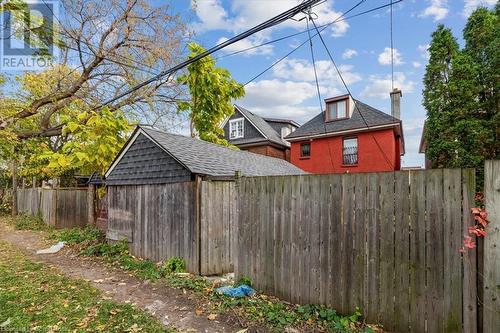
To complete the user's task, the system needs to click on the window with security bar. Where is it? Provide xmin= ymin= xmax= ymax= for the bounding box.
xmin=343 ymin=137 xmax=358 ymax=165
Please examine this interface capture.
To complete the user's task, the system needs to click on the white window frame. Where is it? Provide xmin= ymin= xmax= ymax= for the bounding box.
xmin=229 ymin=118 xmax=244 ymax=139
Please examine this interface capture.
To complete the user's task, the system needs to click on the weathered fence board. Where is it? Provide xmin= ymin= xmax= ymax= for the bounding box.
xmin=236 ymin=169 xmax=476 ymax=333
xmin=483 ymin=160 xmax=500 ymax=333
xmin=108 ymin=180 xmax=236 ymax=276
xmin=17 ymin=188 xmax=88 ymax=228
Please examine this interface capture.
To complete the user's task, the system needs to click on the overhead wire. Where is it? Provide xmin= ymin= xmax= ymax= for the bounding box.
xmin=309 ymin=17 xmax=395 ymax=169
xmin=215 ymin=0 xmax=403 ymax=61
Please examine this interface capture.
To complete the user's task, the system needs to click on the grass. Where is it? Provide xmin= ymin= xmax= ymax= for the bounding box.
xmin=2 ymin=215 xmax=380 ymax=332
xmin=0 ymin=241 xmax=175 ymax=333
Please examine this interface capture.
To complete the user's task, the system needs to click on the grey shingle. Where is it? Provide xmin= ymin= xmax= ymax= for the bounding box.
xmin=234 ymin=105 xmax=290 ymax=147
xmin=141 ymin=127 xmax=305 ymax=177
xmin=286 ymin=100 xmax=400 ymax=139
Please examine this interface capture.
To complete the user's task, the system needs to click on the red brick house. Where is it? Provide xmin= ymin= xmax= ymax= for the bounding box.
xmin=286 ymin=90 xmax=405 ymax=174
xmin=221 ymin=105 xmax=299 ymax=161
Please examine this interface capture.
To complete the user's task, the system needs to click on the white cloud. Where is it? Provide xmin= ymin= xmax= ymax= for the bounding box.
xmin=191 ymin=0 xmax=229 ymax=31
xmin=342 ymin=49 xmax=358 ymax=59
xmin=361 ymin=73 xmax=415 ymax=99
xmin=272 ymin=58 xmax=362 ymax=86
xmin=420 ymin=0 xmax=449 ymax=21
xmin=192 ymin=0 xmax=349 ymax=37
xmin=412 ymin=61 xmax=422 ymax=68
xmin=418 ymin=44 xmax=430 ymax=60
xmin=463 ymin=0 xmax=497 ymax=16
xmin=242 ymin=79 xmax=324 ymax=107
xmin=216 ymin=33 xmax=273 ymax=56
xmin=378 ymin=47 xmax=404 ymax=65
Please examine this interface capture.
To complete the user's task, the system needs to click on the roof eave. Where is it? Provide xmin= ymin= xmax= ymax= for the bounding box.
xmin=286 ymin=122 xmax=401 ymax=142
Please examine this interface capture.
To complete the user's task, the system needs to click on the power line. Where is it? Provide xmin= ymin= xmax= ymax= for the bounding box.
xmin=241 ymin=0 xmax=368 ymax=87
xmin=215 ymin=0 xmax=402 ymax=61
xmin=96 ymin=0 xmax=324 ymax=110
xmin=309 ymin=18 xmax=395 ymax=169
xmin=40 ymin=0 xmax=163 ymax=76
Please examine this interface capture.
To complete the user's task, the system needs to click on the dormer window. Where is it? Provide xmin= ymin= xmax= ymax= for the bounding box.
xmin=326 ymin=98 xmax=348 ymax=121
xmin=229 ymin=118 xmax=244 ymax=139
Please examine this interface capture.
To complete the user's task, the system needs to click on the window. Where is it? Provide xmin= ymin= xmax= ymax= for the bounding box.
xmin=326 ymin=99 xmax=348 ymax=120
xmin=229 ymin=118 xmax=244 ymax=139
xmin=300 ymin=142 xmax=311 ymax=158
xmin=343 ymin=137 xmax=358 ymax=165
xmin=281 ymin=127 xmax=291 ymax=139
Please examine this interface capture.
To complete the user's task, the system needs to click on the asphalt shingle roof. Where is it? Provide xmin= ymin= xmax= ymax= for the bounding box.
xmin=286 ymin=100 xmax=400 ymax=139
xmin=234 ymin=105 xmax=291 ymax=147
xmin=141 ymin=126 xmax=305 ymax=177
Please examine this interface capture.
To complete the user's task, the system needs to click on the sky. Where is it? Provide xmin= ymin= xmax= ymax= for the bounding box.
xmin=169 ymin=0 xmax=497 ymax=167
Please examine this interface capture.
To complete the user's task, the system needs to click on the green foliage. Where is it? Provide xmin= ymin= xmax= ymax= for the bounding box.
xmin=0 ymin=191 xmax=12 ymax=215
xmin=10 ymin=214 xmax=48 ymax=231
xmin=39 ymin=108 xmax=133 ymax=177
xmin=160 ymin=257 xmax=186 ymax=275
xmin=235 ymin=275 xmax=252 ymax=287
xmin=51 ymin=226 xmax=104 ymax=245
xmin=178 ymin=42 xmax=245 ymax=145
xmin=423 ymin=7 xmax=499 ymax=183
xmin=214 ymin=293 xmax=367 ymax=332
xmin=0 ymin=241 xmax=173 ymax=332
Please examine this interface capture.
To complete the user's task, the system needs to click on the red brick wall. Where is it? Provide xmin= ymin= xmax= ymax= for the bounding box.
xmin=290 ymin=128 xmax=400 ymax=174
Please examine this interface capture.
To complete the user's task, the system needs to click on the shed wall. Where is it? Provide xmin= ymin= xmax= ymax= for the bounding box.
xmin=106 ymin=133 xmax=191 ymax=185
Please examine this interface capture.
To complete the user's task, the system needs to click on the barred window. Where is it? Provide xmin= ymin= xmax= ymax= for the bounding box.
xmin=343 ymin=137 xmax=358 ymax=165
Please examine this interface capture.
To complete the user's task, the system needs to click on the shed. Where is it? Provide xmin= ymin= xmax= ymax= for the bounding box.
xmin=104 ymin=125 xmax=305 ymax=275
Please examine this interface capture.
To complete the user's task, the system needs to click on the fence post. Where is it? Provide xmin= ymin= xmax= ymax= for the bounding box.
xmin=483 ymin=160 xmax=500 ymax=332
xmin=87 ymin=184 xmax=95 ymax=226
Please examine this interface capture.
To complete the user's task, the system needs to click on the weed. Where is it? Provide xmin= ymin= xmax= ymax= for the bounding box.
xmin=235 ymin=275 xmax=252 ymax=287
xmin=51 ymin=226 xmax=104 ymax=245
xmin=9 ymin=214 xmax=48 ymax=231
xmin=160 ymin=257 xmax=186 ymax=275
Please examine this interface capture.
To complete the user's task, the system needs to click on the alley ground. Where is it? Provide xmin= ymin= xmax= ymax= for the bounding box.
xmin=0 ymin=221 xmax=245 ymax=333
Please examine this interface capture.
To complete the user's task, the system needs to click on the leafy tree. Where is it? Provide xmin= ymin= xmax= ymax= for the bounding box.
xmin=423 ymin=6 xmax=499 ymax=178
xmin=0 ymin=0 xmax=187 ymax=139
xmin=177 ymin=43 xmax=245 ymax=145
xmin=422 ymin=25 xmax=459 ymax=168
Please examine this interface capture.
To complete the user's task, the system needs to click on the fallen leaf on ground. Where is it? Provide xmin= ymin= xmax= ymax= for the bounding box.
xmin=195 ymin=308 xmax=203 ymax=316
xmin=207 ymin=313 xmax=217 ymax=321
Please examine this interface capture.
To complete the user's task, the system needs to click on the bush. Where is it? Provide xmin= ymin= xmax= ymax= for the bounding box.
xmin=54 ymin=226 xmax=104 ymax=245
xmin=159 ymin=257 xmax=186 ymax=276
xmin=0 ymin=191 xmax=12 ymax=214
xmin=13 ymin=214 xmax=47 ymax=231
xmin=235 ymin=275 xmax=252 ymax=287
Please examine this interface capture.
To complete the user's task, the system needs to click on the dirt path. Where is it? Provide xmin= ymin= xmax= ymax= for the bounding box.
xmin=0 ymin=223 xmax=243 ymax=333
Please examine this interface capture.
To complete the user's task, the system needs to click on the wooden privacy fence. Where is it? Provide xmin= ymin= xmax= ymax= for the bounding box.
xmin=236 ymin=169 xmax=478 ymax=333
xmin=107 ymin=180 xmax=237 ymax=275
xmin=17 ymin=188 xmax=89 ymax=228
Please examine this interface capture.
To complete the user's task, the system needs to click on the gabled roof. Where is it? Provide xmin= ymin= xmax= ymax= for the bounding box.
xmin=105 ymin=126 xmax=305 ymax=179
xmin=287 ymin=100 xmax=401 ymax=140
xmin=231 ymin=105 xmax=291 ymax=148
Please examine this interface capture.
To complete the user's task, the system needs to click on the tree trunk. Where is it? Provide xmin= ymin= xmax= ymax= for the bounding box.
xmin=11 ymin=159 xmax=18 ymax=217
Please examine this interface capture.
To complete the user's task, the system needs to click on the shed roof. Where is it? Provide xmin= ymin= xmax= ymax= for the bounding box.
xmin=286 ymin=100 xmax=400 ymax=140
xmin=106 ymin=126 xmax=305 ymax=179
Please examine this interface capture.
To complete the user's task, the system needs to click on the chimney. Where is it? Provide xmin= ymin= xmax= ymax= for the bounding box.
xmin=390 ymin=88 xmax=402 ymax=119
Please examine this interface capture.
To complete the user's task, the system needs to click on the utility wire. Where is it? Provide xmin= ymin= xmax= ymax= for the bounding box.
xmin=215 ymin=0 xmax=402 ymax=61
xmin=309 ymin=18 xmax=395 ymax=169
xmin=241 ymin=0 xmax=367 ymax=87
xmin=96 ymin=0 xmax=324 ymax=109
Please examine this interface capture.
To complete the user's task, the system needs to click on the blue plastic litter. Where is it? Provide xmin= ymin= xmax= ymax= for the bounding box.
xmin=215 ymin=284 xmax=255 ymax=298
